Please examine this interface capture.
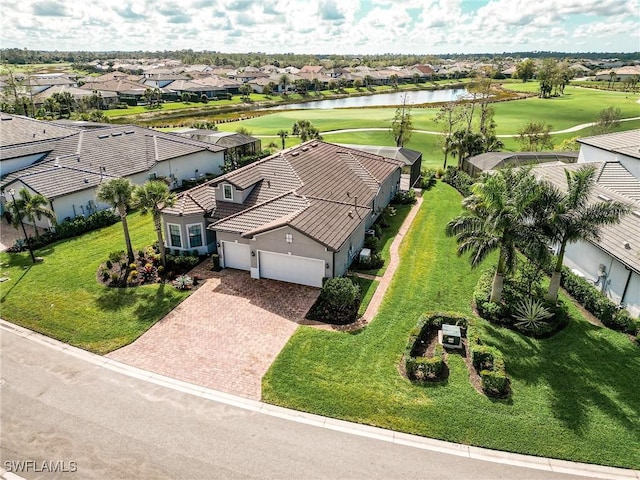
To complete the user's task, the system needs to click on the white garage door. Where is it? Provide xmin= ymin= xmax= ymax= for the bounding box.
xmin=222 ymin=242 xmax=251 ymax=270
xmin=259 ymin=251 xmax=325 ymax=288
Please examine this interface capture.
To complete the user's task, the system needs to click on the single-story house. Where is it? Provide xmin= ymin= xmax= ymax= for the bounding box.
xmin=462 ymin=151 xmax=578 ymax=177
xmin=336 ymin=144 xmax=422 ymax=189
xmin=161 ymin=141 xmax=403 ymax=287
xmin=533 ymin=160 xmax=640 ymax=317
xmin=577 ymin=129 xmax=640 ymax=178
xmin=173 ymin=129 xmax=262 ymax=169
xmin=0 ymin=117 xmax=225 ymax=226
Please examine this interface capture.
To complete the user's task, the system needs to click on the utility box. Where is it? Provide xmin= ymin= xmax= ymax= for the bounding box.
xmin=440 ymin=324 xmax=462 ymax=349
xmin=359 ymin=248 xmax=371 ymax=262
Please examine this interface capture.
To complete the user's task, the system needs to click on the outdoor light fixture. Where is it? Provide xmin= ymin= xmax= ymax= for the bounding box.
xmin=251 ymin=251 xmax=256 ymax=257
xmin=3 ymin=188 xmax=36 ymax=263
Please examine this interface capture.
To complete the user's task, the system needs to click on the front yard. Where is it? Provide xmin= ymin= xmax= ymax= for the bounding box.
xmin=262 ymin=182 xmax=640 ymax=469
xmin=0 ymin=212 xmax=191 ymax=354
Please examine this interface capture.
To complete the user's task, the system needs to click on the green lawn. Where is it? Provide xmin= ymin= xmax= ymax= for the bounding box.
xmin=0 ymin=212 xmax=191 ymax=354
xmin=351 ymin=277 xmax=379 ymax=317
xmin=263 ymin=182 xmax=640 ymax=469
xmin=353 ymin=203 xmax=413 ymax=276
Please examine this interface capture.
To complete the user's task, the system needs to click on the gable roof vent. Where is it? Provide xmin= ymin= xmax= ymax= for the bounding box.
xmin=111 ymin=132 xmax=122 ymax=137
xmin=311 ymin=142 xmax=318 ymax=147
xmin=98 ymin=134 xmax=109 ymax=139
xmin=291 ymin=151 xmax=299 ymax=157
xmin=124 ymin=130 xmax=135 ymax=134
xmin=302 ymin=146 xmax=309 ymax=152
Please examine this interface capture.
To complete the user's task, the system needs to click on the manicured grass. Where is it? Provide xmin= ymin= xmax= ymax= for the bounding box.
xmin=263 ymin=182 xmax=640 ymax=469
xmin=0 ymin=212 xmax=191 ymax=354
xmin=354 ymin=203 xmax=413 ymax=277
xmin=351 ymin=277 xmax=379 ymax=317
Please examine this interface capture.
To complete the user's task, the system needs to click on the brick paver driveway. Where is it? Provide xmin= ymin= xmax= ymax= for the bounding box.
xmin=107 ymin=269 xmax=319 ymax=399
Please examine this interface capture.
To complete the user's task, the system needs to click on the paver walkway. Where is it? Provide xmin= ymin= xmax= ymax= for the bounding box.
xmin=107 ymin=269 xmax=319 ymax=400
xmin=361 ymin=196 xmax=423 ymax=323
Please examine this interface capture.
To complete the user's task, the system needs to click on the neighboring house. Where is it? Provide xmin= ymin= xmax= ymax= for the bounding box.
xmin=594 ymin=66 xmax=640 ymax=82
xmin=141 ymin=73 xmax=190 ymax=89
xmin=336 ymin=144 xmax=422 ymax=189
xmin=0 ymin=113 xmax=79 ymax=176
xmin=161 ymin=141 xmax=403 ymax=287
xmin=32 ymin=85 xmax=119 ymax=108
xmin=462 ymin=151 xmax=579 ymax=177
xmin=0 ymin=117 xmax=225 ymax=226
xmin=533 ymin=161 xmax=640 ymax=317
xmin=577 ymin=129 xmax=640 ymax=178
xmin=173 ymin=129 xmax=262 ymax=169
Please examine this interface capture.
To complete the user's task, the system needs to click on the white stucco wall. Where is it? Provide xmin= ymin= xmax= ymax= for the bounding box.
xmin=0 ymin=152 xmax=48 ymax=176
xmin=564 ymin=240 xmax=640 ymax=317
xmin=578 ymin=145 xmax=640 ymax=179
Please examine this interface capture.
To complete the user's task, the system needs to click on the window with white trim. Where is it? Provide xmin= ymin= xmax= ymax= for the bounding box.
xmin=285 ymin=233 xmax=293 ymax=243
xmin=168 ymin=224 xmax=182 ymax=247
xmin=188 ymin=223 xmax=203 ymax=248
xmin=223 ymin=184 xmax=233 ymax=200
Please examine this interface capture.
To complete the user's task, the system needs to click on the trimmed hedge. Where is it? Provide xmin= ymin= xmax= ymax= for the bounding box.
xmin=467 ymin=324 xmax=510 ymax=398
xmin=442 ymin=166 xmax=473 ymax=197
xmin=404 ymin=312 xmax=470 ymax=383
xmin=13 ymin=210 xmax=120 ymax=251
xmin=559 ymin=266 xmax=639 ymax=336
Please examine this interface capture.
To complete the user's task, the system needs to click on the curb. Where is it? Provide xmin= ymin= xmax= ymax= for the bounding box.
xmin=1 ymin=319 xmax=638 ymax=480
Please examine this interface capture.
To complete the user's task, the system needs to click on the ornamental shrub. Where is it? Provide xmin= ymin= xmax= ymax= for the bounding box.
xmin=320 ymin=277 xmax=360 ymax=311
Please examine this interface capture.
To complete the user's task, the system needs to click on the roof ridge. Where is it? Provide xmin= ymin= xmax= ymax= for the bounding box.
xmin=210 ymin=190 xmax=303 ymax=226
xmin=304 ymin=195 xmax=371 ymax=208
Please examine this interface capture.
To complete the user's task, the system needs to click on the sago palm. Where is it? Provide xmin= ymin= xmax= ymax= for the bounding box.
xmin=133 ymin=180 xmax=177 ymax=266
xmin=97 ymin=178 xmax=135 ymax=264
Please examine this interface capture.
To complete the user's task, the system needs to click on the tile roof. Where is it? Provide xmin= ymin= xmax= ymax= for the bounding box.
xmin=166 ymin=141 xmax=402 ymax=250
xmin=578 ymin=129 xmax=640 ymax=160
xmin=533 ymin=162 xmax=640 ymax=274
xmin=1 ymin=123 xmax=224 ymax=198
xmin=0 ymin=113 xmax=79 ymax=148
xmin=466 ymin=151 xmax=579 ymax=172
xmin=336 ymin=144 xmax=422 ymax=167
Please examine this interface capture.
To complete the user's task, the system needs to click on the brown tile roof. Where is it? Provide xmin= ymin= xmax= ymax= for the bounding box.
xmin=533 ymin=162 xmax=640 ymax=274
xmin=167 ymin=141 xmax=402 ymax=250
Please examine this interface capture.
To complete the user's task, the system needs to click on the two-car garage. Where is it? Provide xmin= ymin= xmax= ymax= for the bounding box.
xmin=220 ymin=241 xmax=325 ymax=288
xmin=258 ymin=251 xmax=325 ymax=288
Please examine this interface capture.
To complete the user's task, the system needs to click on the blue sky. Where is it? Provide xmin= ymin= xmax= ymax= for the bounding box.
xmin=1 ymin=0 xmax=638 ymax=54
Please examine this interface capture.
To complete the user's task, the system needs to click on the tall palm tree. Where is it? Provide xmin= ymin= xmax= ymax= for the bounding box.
xmin=446 ymin=168 xmax=542 ymax=303
xmin=277 ymin=129 xmax=288 ymax=150
xmin=97 ymin=178 xmax=135 ymax=264
xmin=7 ymin=188 xmax=56 ymax=242
xmin=279 ymin=74 xmax=289 ymax=94
xmin=133 ymin=181 xmax=177 ymax=265
xmin=534 ymin=166 xmax=630 ymax=302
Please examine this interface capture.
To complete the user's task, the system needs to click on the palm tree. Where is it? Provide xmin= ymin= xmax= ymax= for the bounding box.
xmin=534 ymin=166 xmax=630 ymax=302
xmin=133 ymin=181 xmax=177 ymax=266
xmin=279 ymin=74 xmax=289 ymax=94
xmin=97 ymin=178 xmax=135 ymax=264
xmin=277 ymin=129 xmax=288 ymax=149
xmin=7 ymin=188 xmax=56 ymax=242
xmin=446 ymin=168 xmax=542 ymax=303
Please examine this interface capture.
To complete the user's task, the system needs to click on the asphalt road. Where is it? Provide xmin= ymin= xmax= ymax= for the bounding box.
xmin=0 ymin=329 xmax=600 ymax=480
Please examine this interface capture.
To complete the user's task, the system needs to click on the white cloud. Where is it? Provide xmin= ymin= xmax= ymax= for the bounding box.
xmin=0 ymin=0 xmax=637 ymax=54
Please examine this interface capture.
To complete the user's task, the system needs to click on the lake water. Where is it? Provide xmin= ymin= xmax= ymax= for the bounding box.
xmin=268 ymin=88 xmax=469 ymax=110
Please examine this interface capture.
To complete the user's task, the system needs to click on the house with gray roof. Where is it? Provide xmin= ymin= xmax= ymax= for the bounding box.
xmin=161 ymin=141 xmax=403 ymax=287
xmin=0 ymin=116 xmax=225 ymax=227
xmin=532 ymin=129 xmax=640 ymax=317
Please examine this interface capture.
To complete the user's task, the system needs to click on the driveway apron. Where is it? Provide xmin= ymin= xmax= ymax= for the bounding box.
xmin=107 ymin=269 xmax=319 ymax=399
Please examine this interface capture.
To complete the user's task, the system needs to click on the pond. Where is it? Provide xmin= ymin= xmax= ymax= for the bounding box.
xmin=268 ymin=88 xmax=469 ymax=110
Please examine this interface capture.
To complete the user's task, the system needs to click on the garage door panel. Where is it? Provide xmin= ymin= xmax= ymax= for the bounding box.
xmin=222 ymin=242 xmax=251 ymax=271
xmin=259 ymin=251 xmax=324 ymax=288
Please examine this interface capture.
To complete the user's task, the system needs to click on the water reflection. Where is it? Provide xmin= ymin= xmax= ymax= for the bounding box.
xmin=268 ymin=88 xmax=469 ymax=110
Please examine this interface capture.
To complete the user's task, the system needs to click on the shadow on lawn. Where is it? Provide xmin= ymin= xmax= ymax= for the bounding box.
xmin=94 ymin=283 xmax=178 ymax=325
xmin=483 ymin=319 xmax=640 ymax=434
